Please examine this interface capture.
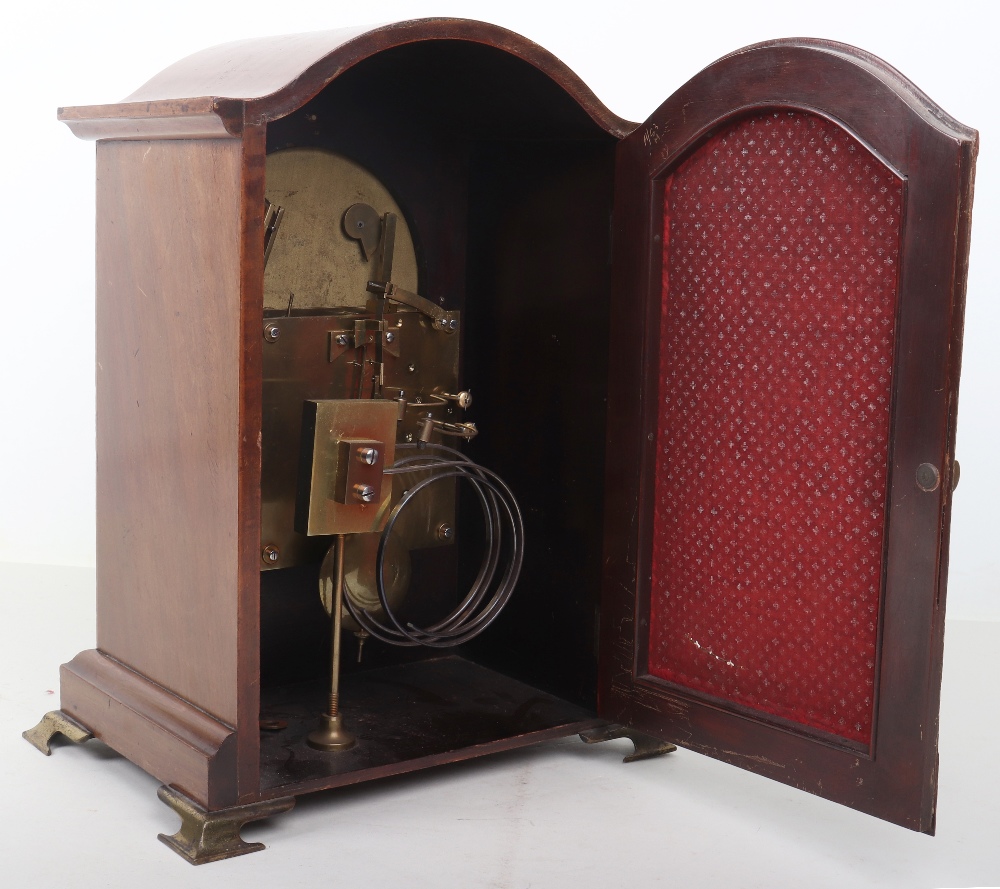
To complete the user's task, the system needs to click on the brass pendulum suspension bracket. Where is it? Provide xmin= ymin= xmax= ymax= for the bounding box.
xmin=157 ymin=785 xmax=295 ymax=865
xmin=308 ymin=534 xmax=357 ymax=752
xmin=22 ymin=710 xmax=93 ymax=755
xmin=579 ymin=723 xmax=677 ymax=762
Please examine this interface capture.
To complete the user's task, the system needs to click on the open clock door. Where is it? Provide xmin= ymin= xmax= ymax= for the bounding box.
xmin=599 ymin=39 xmax=977 ymax=831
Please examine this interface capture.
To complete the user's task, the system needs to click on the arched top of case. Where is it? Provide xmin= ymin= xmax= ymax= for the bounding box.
xmin=57 ymin=19 xmax=634 ymax=141
xmin=724 ymin=38 xmax=976 ymax=142
xmin=631 ymin=37 xmax=976 ymax=176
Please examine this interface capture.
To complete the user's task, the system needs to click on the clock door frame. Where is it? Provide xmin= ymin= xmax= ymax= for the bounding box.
xmin=598 ymin=39 xmax=977 ymax=832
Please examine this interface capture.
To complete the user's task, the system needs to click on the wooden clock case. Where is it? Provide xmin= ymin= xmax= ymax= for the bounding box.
xmin=25 ymin=19 xmax=976 ymax=863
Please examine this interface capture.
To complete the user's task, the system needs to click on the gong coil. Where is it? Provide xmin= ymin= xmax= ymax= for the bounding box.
xmin=340 ymin=443 xmax=524 ymax=648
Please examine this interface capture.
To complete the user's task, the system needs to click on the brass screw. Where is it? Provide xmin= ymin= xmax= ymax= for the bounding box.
xmin=262 ymin=545 xmax=280 ymax=563
xmin=263 ymin=323 xmax=280 ymax=342
xmin=436 ymin=524 xmax=454 ymax=541
xmin=385 ymin=331 xmax=396 ymax=343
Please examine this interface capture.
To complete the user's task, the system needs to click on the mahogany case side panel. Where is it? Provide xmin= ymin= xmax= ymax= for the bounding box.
xmin=93 ymin=138 xmax=244 ymax=728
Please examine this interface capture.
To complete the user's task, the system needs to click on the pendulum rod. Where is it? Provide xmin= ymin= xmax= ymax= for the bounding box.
xmin=307 ymin=534 xmax=356 ymax=751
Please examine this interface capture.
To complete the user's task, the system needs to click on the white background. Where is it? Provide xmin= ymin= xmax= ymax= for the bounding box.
xmin=1 ymin=2 xmax=998 ymax=886
xmin=1 ymin=0 xmax=997 ymax=617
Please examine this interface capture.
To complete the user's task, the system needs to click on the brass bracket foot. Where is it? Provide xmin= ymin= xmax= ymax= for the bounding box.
xmin=579 ymin=723 xmax=677 ymax=762
xmin=22 ymin=710 xmax=93 ymax=755
xmin=157 ymin=786 xmax=295 ymax=865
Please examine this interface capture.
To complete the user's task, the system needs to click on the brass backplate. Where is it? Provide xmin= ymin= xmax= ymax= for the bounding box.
xmin=297 ymin=399 xmax=398 ymax=537
xmin=261 ymin=311 xmax=460 ymax=569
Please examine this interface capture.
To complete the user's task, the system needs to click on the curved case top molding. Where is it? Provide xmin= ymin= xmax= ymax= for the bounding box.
xmin=57 ymin=18 xmax=634 ymax=140
xmin=726 ymin=39 xmax=976 ymax=140
xmin=635 ymin=37 xmax=976 ymax=177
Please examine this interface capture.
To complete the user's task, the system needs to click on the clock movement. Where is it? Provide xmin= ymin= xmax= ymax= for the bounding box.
xmin=23 ymin=19 xmax=977 ymax=864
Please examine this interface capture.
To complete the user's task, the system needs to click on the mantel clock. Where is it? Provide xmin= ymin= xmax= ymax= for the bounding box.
xmin=24 ymin=20 xmax=977 ymax=864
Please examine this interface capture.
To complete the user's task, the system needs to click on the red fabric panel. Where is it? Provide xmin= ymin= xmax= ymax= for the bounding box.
xmin=648 ymin=110 xmax=903 ymax=744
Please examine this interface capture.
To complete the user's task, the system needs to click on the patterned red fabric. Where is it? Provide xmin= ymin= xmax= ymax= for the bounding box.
xmin=648 ymin=110 xmax=903 ymax=744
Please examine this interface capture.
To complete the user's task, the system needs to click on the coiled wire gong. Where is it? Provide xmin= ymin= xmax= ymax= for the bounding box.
xmin=340 ymin=443 xmax=524 ymax=648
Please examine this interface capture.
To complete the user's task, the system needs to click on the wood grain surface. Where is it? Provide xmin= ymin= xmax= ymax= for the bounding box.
xmin=61 ymin=650 xmax=238 ymax=808
xmin=95 ymin=138 xmax=244 ymax=732
xmin=57 ymin=20 xmax=633 ymax=142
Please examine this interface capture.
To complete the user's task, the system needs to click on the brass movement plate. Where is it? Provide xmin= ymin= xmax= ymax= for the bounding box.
xmin=261 ymin=145 xmax=462 ymax=569
xmin=261 ymin=312 xmax=460 ymax=569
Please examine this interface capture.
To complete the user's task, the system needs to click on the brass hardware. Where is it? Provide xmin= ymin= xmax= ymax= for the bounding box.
xmin=952 ymin=459 xmax=961 ymax=491
xmin=579 ymin=724 xmax=677 ymax=762
xmin=23 ymin=710 xmax=93 ymax=755
xmin=367 ymin=280 xmax=459 ymax=330
xmin=373 ymin=212 xmax=397 ymax=284
xmin=343 ymin=202 xmax=381 ymax=260
xmin=157 ymin=785 xmax=295 ymax=865
xmin=352 ymin=318 xmax=381 ymax=349
xmin=438 ymin=389 xmax=473 ymax=410
xmin=308 ymin=535 xmax=357 ymax=751
xmin=916 ymin=462 xmax=941 ymax=492
xmin=354 ymin=630 xmax=369 ymax=663
xmin=334 ymin=437 xmax=386 ymax=505
xmin=436 ymin=523 xmax=454 ymax=541
xmin=263 ymin=199 xmax=285 ymax=268
xmin=417 ymin=417 xmax=478 ymax=443
xmin=295 ymin=399 xmax=397 ymax=538
xmin=261 ymin=545 xmax=280 ymax=564
xmin=307 ymin=713 xmax=356 ymax=752
xmin=263 ymin=322 xmax=281 ymax=342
